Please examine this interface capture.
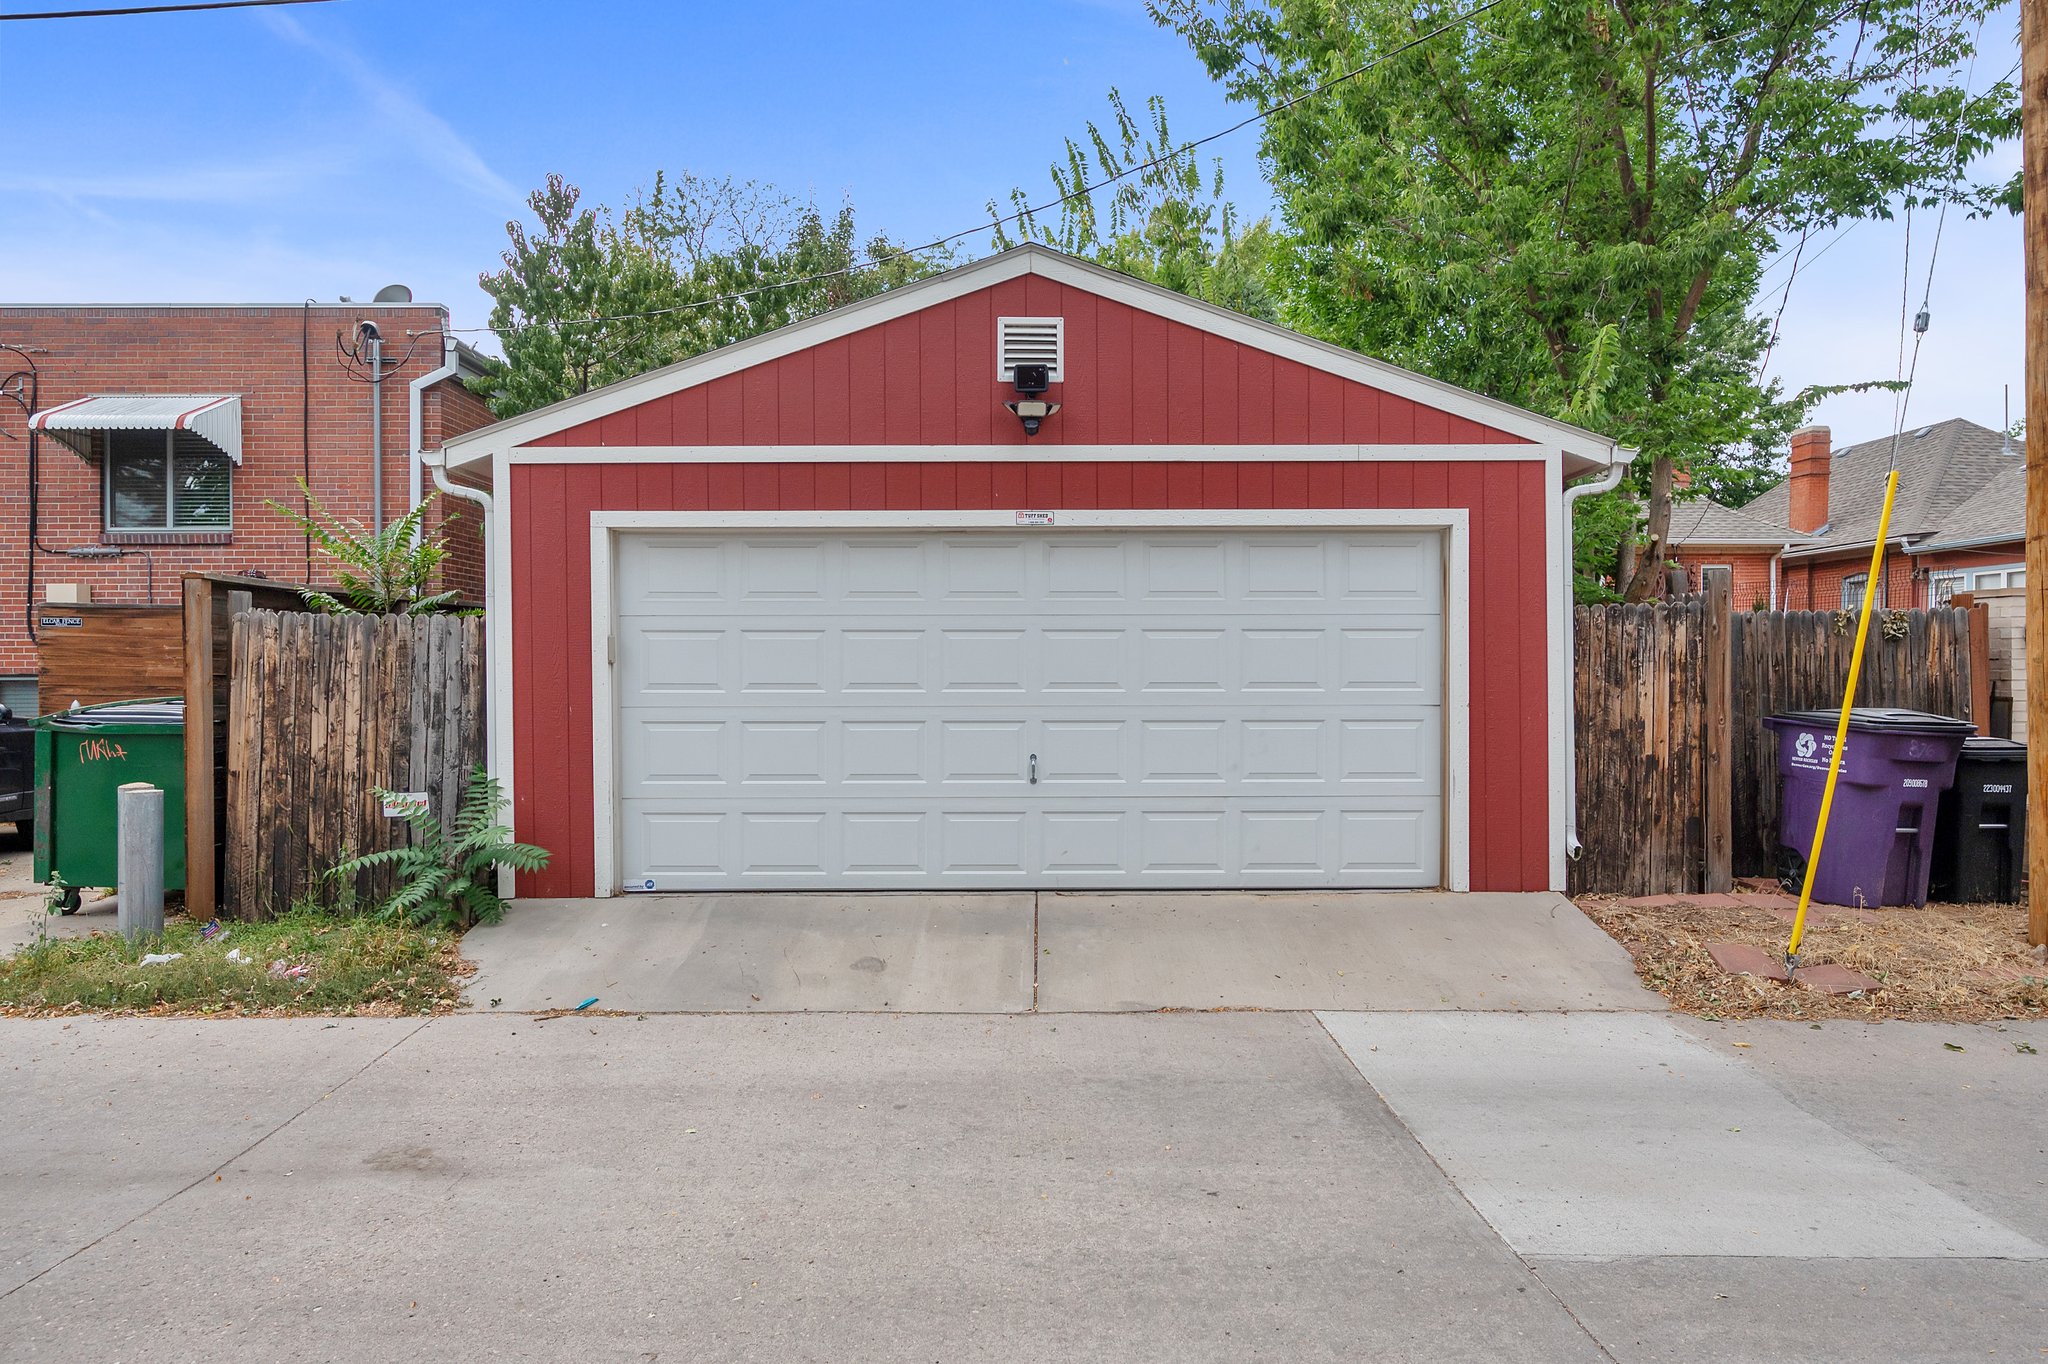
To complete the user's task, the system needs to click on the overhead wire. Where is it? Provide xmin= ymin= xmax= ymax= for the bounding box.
xmin=442 ymin=0 xmax=1511 ymax=339
xmin=0 ymin=0 xmax=331 ymax=18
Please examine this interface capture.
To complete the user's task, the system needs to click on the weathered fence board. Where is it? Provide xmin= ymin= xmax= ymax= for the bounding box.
xmin=225 ymin=610 xmax=485 ymax=920
xmin=1572 ymin=599 xmax=1975 ymax=896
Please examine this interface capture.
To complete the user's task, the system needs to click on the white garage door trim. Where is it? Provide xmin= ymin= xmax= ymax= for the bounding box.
xmin=588 ymin=508 xmax=1471 ymax=896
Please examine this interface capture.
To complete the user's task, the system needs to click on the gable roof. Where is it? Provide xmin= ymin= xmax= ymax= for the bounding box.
xmin=1670 ymin=418 xmax=2024 ymax=556
xmin=444 ymin=244 xmax=1620 ymax=471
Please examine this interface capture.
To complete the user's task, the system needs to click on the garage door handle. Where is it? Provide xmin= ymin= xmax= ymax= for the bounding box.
xmin=1029 ymin=753 xmax=1038 ymax=785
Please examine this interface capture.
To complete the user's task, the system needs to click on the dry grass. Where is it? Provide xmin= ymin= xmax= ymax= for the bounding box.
xmin=1578 ymin=895 xmax=2048 ymax=1021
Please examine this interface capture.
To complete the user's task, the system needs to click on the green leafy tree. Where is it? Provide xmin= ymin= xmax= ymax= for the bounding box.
xmin=331 ymin=768 xmax=548 ymax=931
xmin=266 ymin=483 xmax=456 ymax=615
xmin=477 ymin=172 xmax=948 ymax=417
xmin=1151 ymin=0 xmax=2017 ymax=598
xmin=993 ymin=89 xmax=1283 ymax=320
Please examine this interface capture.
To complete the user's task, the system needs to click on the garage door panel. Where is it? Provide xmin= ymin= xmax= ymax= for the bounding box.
xmin=613 ymin=529 xmax=1446 ymax=889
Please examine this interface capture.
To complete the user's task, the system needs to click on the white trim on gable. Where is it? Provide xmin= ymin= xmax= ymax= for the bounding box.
xmin=446 ymin=245 xmax=1620 ymax=474
xmin=506 ymin=443 xmax=1562 ymax=466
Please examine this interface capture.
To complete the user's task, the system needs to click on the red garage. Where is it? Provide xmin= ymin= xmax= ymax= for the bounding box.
xmin=441 ymin=245 xmax=1621 ymax=899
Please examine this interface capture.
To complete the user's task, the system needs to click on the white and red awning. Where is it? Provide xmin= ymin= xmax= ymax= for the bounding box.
xmin=29 ymin=393 xmax=243 ymax=464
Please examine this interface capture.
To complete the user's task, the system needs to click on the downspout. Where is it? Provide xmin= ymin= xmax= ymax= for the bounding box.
xmin=1562 ymin=452 xmax=1632 ymax=861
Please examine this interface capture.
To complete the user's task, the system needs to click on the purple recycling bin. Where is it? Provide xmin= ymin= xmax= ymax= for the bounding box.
xmin=1764 ymin=708 xmax=1974 ymax=908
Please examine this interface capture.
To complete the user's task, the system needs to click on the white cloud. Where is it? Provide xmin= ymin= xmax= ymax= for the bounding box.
xmin=0 ymin=158 xmax=335 ymax=208
xmin=258 ymin=11 xmax=521 ymax=209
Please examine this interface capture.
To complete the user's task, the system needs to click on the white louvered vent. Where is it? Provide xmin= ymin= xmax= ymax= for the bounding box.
xmin=997 ymin=316 xmax=1064 ymax=383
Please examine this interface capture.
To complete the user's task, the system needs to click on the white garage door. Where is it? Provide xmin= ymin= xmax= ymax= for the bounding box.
xmin=611 ymin=529 xmax=1445 ymax=890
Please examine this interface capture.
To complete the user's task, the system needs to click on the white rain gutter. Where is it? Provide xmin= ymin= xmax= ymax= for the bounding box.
xmin=1562 ymin=452 xmax=1632 ymax=861
xmin=408 ymin=341 xmax=462 ymax=539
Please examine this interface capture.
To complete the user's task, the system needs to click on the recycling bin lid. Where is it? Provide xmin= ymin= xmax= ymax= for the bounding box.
xmin=1958 ymin=736 xmax=2026 ymax=761
xmin=1765 ymin=707 xmax=1975 ymax=735
xmin=39 ymin=698 xmax=184 ymax=729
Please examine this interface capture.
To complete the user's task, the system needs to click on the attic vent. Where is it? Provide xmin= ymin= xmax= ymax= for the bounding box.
xmin=998 ymin=316 xmax=1064 ymax=383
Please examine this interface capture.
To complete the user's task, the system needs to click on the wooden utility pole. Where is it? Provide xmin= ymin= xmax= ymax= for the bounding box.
xmin=2027 ymin=0 xmax=2048 ymax=947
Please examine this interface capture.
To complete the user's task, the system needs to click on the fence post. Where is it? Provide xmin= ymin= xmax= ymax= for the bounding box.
xmin=1702 ymin=568 xmax=1734 ymax=892
xmin=117 ymin=781 xmax=165 ymax=941
xmin=1966 ymin=601 xmax=1993 ymax=737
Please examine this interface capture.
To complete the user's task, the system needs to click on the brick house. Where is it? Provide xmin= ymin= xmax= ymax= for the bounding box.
xmin=1668 ymin=418 xmax=2025 ymax=612
xmin=0 ymin=302 xmax=495 ymax=716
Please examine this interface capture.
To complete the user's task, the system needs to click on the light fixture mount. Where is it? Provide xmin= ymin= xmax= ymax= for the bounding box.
xmin=1006 ymin=362 xmax=1060 ymax=436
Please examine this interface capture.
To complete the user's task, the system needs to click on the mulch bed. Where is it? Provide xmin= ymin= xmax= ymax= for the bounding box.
xmin=1577 ymin=884 xmax=2048 ymax=1021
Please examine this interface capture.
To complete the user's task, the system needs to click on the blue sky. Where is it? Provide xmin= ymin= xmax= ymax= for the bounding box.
xmin=0 ymin=0 xmax=2025 ymax=451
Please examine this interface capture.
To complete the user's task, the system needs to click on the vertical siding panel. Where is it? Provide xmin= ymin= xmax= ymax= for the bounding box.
xmin=884 ymin=463 xmax=920 ymax=508
xmin=675 ymin=461 xmax=711 ymax=509
xmin=1412 ymin=462 xmax=1448 ymax=509
xmin=1341 ymin=382 xmax=1380 ymax=443
xmin=1131 ymin=309 xmax=1172 ymax=442
xmin=814 ymin=462 xmax=853 ymax=510
xmin=955 ymin=461 xmax=993 ymax=508
xmin=1482 ymin=462 xmax=1525 ymax=886
xmin=990 ymin=464 xmax=1028 ymax=508
xmin=954 ymin=288 xmax=993 ymax=443
xmin=922 ymin=461 xmax=958 ymax=510
xmin=1341 ymin=463 xmax=1380 ymax=506
xmin=883 ymin=315 xmax=920 ymax=445
xmin=1167 ymin=463 xmax=1204 ymax=508
xmin=1307 ymin=371 xmax=1347 ymax=441
xmin=782 ymin=349 xmax=816 ymax=444
xmin=564 ymin=471 xmax=604 ymax=895
xmin=1273 ymin=460 xmax=1310 ymax=507
xmin=1445 ymin=414 xmax=1485 ymax=443
xmin=851 ymin=461 xmax=887 ymax=510
xmin=1026 ymin=462 xmax=1061 ymax=508
xmin=1238 ymin=349 xmax=1274 ymax=444
xmin=1201 ymin=463 xmax=1237 ymax=508
xmin=1306 ymin=462 xmax=1343 ymax=507
xmin=919 ymin=305 xmax=957 ymax=444
xmin=1517 ymin=462 xmax=1551 ymax=888
xmin=597 ymin=410 xmax=634 ymax=446
xmin=1063 ymin=462 xmax=1099 ymax=509
xmin=813 ymin=336 xmax=853 ymax=443
xmin=1381 ymin=462 xmax=1416 ymax=508
xmin=1381 ymin=394 xmax=1418 ymax=443
xmin=1273 ymin=360 xmax=1309 ymax=444
xmin=741 ymin=365 xmax=779 ymax=444
xmin=1202 ymin=335 xmax=1238 ymax=443
xmin=675 ymin=388 xmax=710 ymax=445
xmin=1098 ymin=460 xmax=1136 ymax=508
xmin=634 ymin=463 xmax=669 ymax=510
xmin=1097 ymin=299 xmax=1134 ymax=444
xmin=778 ymin=463 xmax=813 ymax=509
xmin=1237 ymin=459 xmax=1273 ymax=509
xmin=638 ymin=394 xmax=674 ymax=445
xmin=852 ymin=326 xmax=889 ymax=442
xmin=1024 ymin=273 xmax=1063 ymax=316
xmin=1131 ymin=462 xmax=1169 ymax=508
xmin=707 ymin=374 xmax=745 ymax=445
xmin=743 ymin=463 xmax=779 ymax=509
xmin=1413 ymin=402 xmax=1451 ymax=445
xmin=1058 ymin=289 xmax=1097 ymax=445
xmin=707 ymin=464 xmax=746 ymax=510
xmin=510 ymin=466 xmax=544 ymax=874
xmin=1167 ymin=326 xmax=1206 ymax=443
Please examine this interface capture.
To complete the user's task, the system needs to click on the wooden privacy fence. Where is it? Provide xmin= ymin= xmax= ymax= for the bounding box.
xmin=226 ymin=610 xmax=485 ymax=919
xmin=1571 ymin=569 xmax=1978 ymax=896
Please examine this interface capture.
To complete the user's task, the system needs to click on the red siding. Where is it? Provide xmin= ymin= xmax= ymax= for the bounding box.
xmin=509 ymin=460 xmax=1553 ymax=897
xmin=527 ymin=278 xmax=1532 ymax=449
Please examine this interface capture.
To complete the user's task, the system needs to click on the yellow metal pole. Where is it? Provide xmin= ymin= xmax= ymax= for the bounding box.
xmin=1787 ymin=469 xmax=1901 ymax=972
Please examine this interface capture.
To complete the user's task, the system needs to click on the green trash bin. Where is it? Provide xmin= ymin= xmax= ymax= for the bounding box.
xmin=34 ymin=699 xmax=185 ymax=912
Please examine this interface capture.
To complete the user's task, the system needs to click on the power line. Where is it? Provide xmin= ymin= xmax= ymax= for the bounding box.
xmin=0 ymin=0 xmax=330 ymax=19
xmin=447 ymin=0 xmax=1509 ymax=338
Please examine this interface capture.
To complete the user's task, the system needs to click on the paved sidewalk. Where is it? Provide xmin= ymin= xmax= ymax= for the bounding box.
xmin=3 ymin=1012 xmax=2042 ymax=1363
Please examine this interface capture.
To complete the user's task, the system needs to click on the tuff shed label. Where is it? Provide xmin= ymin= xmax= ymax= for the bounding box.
xmin=1015 ymin=510 xmax=1055 ymax=526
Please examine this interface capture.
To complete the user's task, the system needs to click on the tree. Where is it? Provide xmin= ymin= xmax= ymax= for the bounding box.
xmin=476 ymin=173 xmax=948 ymax=417
xmin=1151 ymin=0 xmax=2017 ymax=598
xmin=992 ymin=89 xmax=1283 ymax=320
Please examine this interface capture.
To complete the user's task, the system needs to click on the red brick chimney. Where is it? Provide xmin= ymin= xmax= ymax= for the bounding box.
xmin=1788 ymin=425 xmax=1831 ymax=533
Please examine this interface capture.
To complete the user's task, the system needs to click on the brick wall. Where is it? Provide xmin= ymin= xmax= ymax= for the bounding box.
xmin=0 ymin=305 xmax=494 ymax=683
xmin=1669 ymin=549 xmax=1778 ymax=610
xmin=425 ymin=378 xmax=495 ymax=603
xmin=1779 ymin=551 xmax=1917 ymax=612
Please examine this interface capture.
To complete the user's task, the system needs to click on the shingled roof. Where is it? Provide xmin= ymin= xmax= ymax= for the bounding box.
xmin=1671 ymin=418 xmax=2023 ymax=555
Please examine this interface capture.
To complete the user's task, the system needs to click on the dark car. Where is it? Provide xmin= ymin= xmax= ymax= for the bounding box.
xmin=0 ymin=704 xmax=33 ymax=839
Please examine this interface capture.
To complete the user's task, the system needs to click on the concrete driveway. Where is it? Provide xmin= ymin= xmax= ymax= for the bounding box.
xmin=2 ymin=1008 xmax=2043 ymax=1363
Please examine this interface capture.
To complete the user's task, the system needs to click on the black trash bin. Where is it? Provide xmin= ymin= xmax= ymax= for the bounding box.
xmin=1930 ymin=736 xmax=2026 ymax=903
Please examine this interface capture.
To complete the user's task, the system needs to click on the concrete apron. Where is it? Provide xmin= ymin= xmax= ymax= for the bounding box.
xmin=461 ymin=889 xmax=1664 ymax=1015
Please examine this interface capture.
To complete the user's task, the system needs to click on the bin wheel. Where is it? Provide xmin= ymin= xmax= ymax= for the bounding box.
xmin=1774 ymin=846 xmax=1807 ymax=896
xmin=56 ymin=888 xmax=80 ymax=915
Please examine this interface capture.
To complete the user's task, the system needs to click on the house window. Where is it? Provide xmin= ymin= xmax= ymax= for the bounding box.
xmin=1930 ymin=563 xmax=2025 ymax=603
xmin=104 ymin=430 xmax=232 ymax=531
xmin=1841 ymin=572 xmax=1870 ymax=609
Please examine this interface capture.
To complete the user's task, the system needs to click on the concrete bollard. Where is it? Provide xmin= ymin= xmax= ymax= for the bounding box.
xmin=117 ymin=781 xmax=165 ymax=942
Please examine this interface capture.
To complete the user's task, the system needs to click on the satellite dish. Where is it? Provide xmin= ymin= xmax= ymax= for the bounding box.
xmin=373 ymin=284 xmax=413 ymax=303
